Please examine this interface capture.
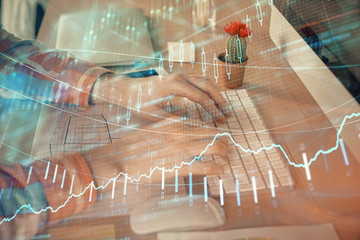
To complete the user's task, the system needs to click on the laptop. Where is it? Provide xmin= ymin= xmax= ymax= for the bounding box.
xmin=55 ymin=8 xmax=155 ymax=66
xmin=166 ymin=2 xmax=360 ymax=216
xmin=269 ymin=4 xmax=360 ymax=215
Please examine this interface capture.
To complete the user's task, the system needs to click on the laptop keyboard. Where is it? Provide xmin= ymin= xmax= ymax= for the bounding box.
xmin=177 ymin=89 xmax=293 ymax=195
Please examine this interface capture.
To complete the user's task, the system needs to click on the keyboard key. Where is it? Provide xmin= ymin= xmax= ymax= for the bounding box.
xmin=223 ymin=179 xmax=237 ymax=194
xmin=228 ymin=122 xmax=240 ymax=128
xmin=226 ymin=115 xmax=239 ymax=123
xmin=243 ymin=102 xmax=254 ymax=108
xmin=232 ymin=166 xmax=246 ymax=175
xmin=252 ymin=119 xmax=263 ymax=126
xmin=263 ymin=173 xmax=280 ymax=187
xmin=247 ymin=136 xmax=259 ymax=144
xmin=268 ymin=152 xmax=281 ymax=162
xmin=258 ymin=132 xmax=271 ymax=139
xmin=223 ymin=165 xmax=231 ymax=173
xmin=265 ymin=148 xmax=277 ymax=154
xmin=236 ymin=141 xmax=248 ymax=149
xmin=230 ymin=101 xmax=242 ymax=108
xmin=242 ymin=124 xmax=254 ymax=131
xmin=235 ymin=111 xmax=247 ymax=119
xmin=244 ymin=163 xmax=258 ymax=172
xmin=248 ymin=171 xmax=262 ymax=180
xmin=235 ymin=174 xmax=249 ymax=184
xmin=226 ymin=90 xmax=237 ymax=96
xmin=246 ymin=108 xmax=257 ymax=114
xmin=254 ymin=151 xmax=266 ymax=159
xmin=228 ymin=151 xmax=239 ymax=160
xmin=239 ymin=183 xmax=253 ymax=192
xmin=271 ymin=160 xmax=285 ymax=169
xmin=255 ymin=125 xmax=266 ymax=131
xmin=228 ymin=95 xmax=239 ymax=101
xmin=238 ymin=116 xmax=250 ymax=123
xmin=248 ymin=113 xmax=261 ymax=120
xmin=254 ymin=178 xmax=266 ymax=190
xmin=221 ymin=172 xmax=233 ymax=180
xmin=256 ymin=158 xmax=270 ymax=167
xmin=260 ymin=165 xmax=272 ymax=174
xmin=239 ymin=151 xmax=252 ymax=157
xmin=230 ymin=159 xmax=242 ymax=167
xmin=233 ymin=135 xmax=246 ymax=142
xmin=240 ymin=97 xmax=252 ymax=103
xmin=242 ymin=155 xmax=255 ymax=164
xmin=275 ymin=168 xmax=289 ymax=177
xmin=249 ymin=143 xmax=262 ymax=150
xmin=278 ymin=176 xmax=293 ymax=186
xmin=261 ymin=138 xmax=274 ymax=146
xmin=236 ymin=89 xmax=248 ymax=97
xmin=245 ymin=132 xmax=257 ymax=138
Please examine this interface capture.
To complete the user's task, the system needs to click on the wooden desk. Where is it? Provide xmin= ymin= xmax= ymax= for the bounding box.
xmin=35 ymin=0 xmax=360 ymax=239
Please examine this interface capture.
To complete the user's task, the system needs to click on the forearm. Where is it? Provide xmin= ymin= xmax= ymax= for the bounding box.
xmin=89 ymin=73 xmax=131 ymax=106
xmin=0 ymin=27 xmax=113 ymax=108
xmin=0 ymin=152 xmax=96 ymax=237
xmin=81 ymin=148 xmax=115 ymax=189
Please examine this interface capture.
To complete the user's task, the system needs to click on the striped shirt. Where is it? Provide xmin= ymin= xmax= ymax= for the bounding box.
xmin=0 ymin=26 xmax=113 ymax=238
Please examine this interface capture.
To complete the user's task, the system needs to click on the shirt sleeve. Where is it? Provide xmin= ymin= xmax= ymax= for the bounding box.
xmin=0 ymin=152 xmax=96 ymax=226
xmin=0 ymin=26 xmax=113 ymax=108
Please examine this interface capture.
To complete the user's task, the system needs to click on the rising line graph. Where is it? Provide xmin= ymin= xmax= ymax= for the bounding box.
xmin=0 ymin=111 xmax=359 ymax=225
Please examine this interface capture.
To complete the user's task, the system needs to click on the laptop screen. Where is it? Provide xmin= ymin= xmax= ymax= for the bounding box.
xmin=274 ymin=0 xmax=360 ymax=102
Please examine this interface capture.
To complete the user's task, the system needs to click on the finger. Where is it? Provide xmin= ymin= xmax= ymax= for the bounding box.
xmin=0 ymin=222 xmax=11 ymax=239
xmin=217 ymin=134 xmax=229 ymax=146
xmin=168 ymin=77 xmax=227 ymax=123
xmin=137 ymin=105 xmax=176 ymax=122
xmin=183 ymin=75 xmax=231 ymax=118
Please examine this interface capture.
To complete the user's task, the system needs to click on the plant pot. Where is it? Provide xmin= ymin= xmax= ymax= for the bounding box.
xmin=214 ymin=53 xmax=248 ymax=89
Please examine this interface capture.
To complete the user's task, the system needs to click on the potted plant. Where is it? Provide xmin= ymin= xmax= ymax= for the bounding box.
xmin=217 ymin=21 xmax=251 ymax=89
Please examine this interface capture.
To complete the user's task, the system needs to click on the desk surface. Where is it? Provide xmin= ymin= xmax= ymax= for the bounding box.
xmin=35 ymin=0 xmax=360 ymax=239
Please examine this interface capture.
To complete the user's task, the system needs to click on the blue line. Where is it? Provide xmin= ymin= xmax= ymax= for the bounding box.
xmin=236 ymin=180 xmax=241 ymax=206
xmin=0 ymin=112 xmax=359 ymax=224
xmin=203 ymin=177 xmax=208 ymax=202
xmin=175 ymin=169 xmax=178 ymax=193
xmin=339 ymin=138 xmax=350 ymax=166
xmin=189 ymin=173 xmax=192 ymax=197
xmin=6 ymin=182 xmax=13 ymax=199
xmin=321 ymin=146 xmax=330 ymax=172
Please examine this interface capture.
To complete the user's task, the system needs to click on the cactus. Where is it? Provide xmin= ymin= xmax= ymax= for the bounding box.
xmin=223 ymin=21 xmax=250 ymax=63
xmin=226 ymin=36 xmax=247 ymax=64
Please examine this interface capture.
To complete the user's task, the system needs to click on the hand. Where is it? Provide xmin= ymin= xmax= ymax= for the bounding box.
xmin=90 ymin=73 xmax=231 ymax=123
xmin=81 ymin=117 xmax=228 ymax=189
xmin=0 ymin=211 xmax=47 ymax=240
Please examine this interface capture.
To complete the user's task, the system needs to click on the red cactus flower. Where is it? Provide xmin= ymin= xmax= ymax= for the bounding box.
xmin=224 ymin=21 xmax=251 ymax=38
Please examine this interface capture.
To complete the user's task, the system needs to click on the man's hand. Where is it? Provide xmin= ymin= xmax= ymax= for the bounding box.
xmin=81 ymin=117 xmax=227 ymax=189
xmin=90 ymin=73 xmax=231 ymax=122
